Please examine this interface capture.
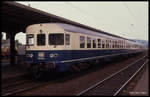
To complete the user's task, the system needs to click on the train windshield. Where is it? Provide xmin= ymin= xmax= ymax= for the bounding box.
xmin=49 ymin=33 xmax=64 ymax=45
xmin=26 ymin=34 xmax=34 ymax=46
xmin=37 ymin=34 xmax=45 ymax=46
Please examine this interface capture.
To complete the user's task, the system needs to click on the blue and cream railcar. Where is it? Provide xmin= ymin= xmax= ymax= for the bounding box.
xmin=25 ymin=23 xmax=144 ymax=78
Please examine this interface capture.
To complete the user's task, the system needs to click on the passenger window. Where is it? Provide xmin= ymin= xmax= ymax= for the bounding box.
xmin=108 ymin=40 xmax=109 ymax=48
xmin=80 ymin=36 xmax=85 ymax=48
xmin=112 ymin=41 xmax=114 ymax=48
xmin=87 ymin=37 xmax=91 ymax=48
xmin=26 ymin=34 xmax=34 ymax=46
xmin=97 ymin=39 xmax=101 ymax=48
xmin=106 ymin=40 xmax=109 ymax=48
xmin=106 ymin=40 xmax=107 ymax=48
xmin=65 ymin=34 xmax=70 ymax=45
xmin=37 ymin=34 xmax=45 ymax=46
xmin=114 ymin=41 xmax=116 ymax=48
xmin=102 ymin=40 xmax=105 ymax=48
xmin=120 ymin=41 xmax=122 ymax=48
xmin=109 ymin=40 xmax=111 ymax=48
xmin=93 ymin=39 xmax=96 ymax=48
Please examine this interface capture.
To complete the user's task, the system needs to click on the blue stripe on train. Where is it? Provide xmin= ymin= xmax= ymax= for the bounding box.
xmin=25 ymin=49 xmax=135 ymax=71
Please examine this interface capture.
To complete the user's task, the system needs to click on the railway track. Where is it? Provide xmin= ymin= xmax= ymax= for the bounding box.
xmin=2 ymin=79 xmax=38 ymax=96
xmin=2 ymin=54 xmax=147 ymax=96
xmin=2 ymin=72 xmax=66 ymax=96
xmin=76 ymin=55 xmax=148 ymax=96
xmin=2 ymin=79 xmax=31 ymax=89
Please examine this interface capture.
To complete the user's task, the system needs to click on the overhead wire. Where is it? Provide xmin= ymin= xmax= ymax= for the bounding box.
xmin=65 ymin=2 xmax=137 ymax=37
xmin=65 ymin=2 xmax=115 ymax=32
xmin=123 ymin=2 xmax=137 ymax=36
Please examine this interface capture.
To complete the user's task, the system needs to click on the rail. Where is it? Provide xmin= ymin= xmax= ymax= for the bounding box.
xmin=76 ymin=55 xmax=148 ymax=96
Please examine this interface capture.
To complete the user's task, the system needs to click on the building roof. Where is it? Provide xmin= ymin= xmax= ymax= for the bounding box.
xmin=2 ymin=1 xmax=135 ymax=42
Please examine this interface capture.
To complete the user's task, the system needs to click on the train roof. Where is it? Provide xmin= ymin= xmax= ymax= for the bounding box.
xmin=56 ymin=23 xmax=118 ymax=40
xmin=56 ymin=23 xmax=129 ymax=41
xmin=57 ymin=23 xmax=144 ymax=46
xmin=28 ymin=23 xmax=140 ymax=44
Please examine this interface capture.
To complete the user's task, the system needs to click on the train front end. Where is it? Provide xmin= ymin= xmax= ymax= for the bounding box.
xmin=25 ymin=23 xmax=68 ymax=79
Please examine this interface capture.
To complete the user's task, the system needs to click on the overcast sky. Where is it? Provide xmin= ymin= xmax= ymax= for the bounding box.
xmin=5 ymin=1 xmax=148 ymax=44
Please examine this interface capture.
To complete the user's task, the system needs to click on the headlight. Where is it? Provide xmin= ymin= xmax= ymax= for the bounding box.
xmin=49 ymin=53 xmax=54 ymax=58
xmin=49 ymin=53 xmax=58 ymax=58
xmin=29 ymin=54 xmax=33 ymax=57
xmin=54 ymin=53 xmax=58 ymax=58
xmin=26 ymin=53 xmax=33 ymax=58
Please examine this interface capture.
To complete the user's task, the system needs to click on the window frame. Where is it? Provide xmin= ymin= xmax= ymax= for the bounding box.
xmin=97 ymin=39 xmax=101 ymax=48
xmin=87 ymin=37 xmax=91 ymax=48
xmin=93 ymin=38 xmax=96 ymax=48
xmin=106 ymin=40 xmax=109 ymax=48
xmin=80 ymin=36 xmax=85 ymax=48
xmin=26 ymin=34 xmax=34 ymax=46
xmin=65 ymin=34 xmax=70 ymax=45
xmin=102 ymin=39 xmax=105 ymax=48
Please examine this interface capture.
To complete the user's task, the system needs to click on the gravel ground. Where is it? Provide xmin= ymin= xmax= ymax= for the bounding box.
xmin=119 ymin=62 xmax=148 ymax=96
xmin=15 ymin=53 xmax=146 ymax=96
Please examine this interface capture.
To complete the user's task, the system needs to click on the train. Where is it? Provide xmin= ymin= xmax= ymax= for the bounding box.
xmin=25 ymin=23 xmax=145 ymax=79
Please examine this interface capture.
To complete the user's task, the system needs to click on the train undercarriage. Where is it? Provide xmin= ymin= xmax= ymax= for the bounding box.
xmin=27 ymin=51 xmax=143 ymax=80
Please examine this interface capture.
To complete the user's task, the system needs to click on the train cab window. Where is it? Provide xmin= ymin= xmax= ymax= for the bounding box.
xmin=65 ymin=34 xmax=70 ymax=45
xmin=97 ymin=39 xmax=101 ymax=48
xmin=49 ymin=33 xmax=64 ymax=45
xmin=37 ymin=34 xmax=45 ymax=46
xmin=26 ymin=34 xmax=34 ymax=46
xmin=80 ymin=36 xmax=85 ymax=48
xmin=87 ymin=37 xmax=91 ymax=48
xmin=93 ymin=39 xmax=96 ymax=48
